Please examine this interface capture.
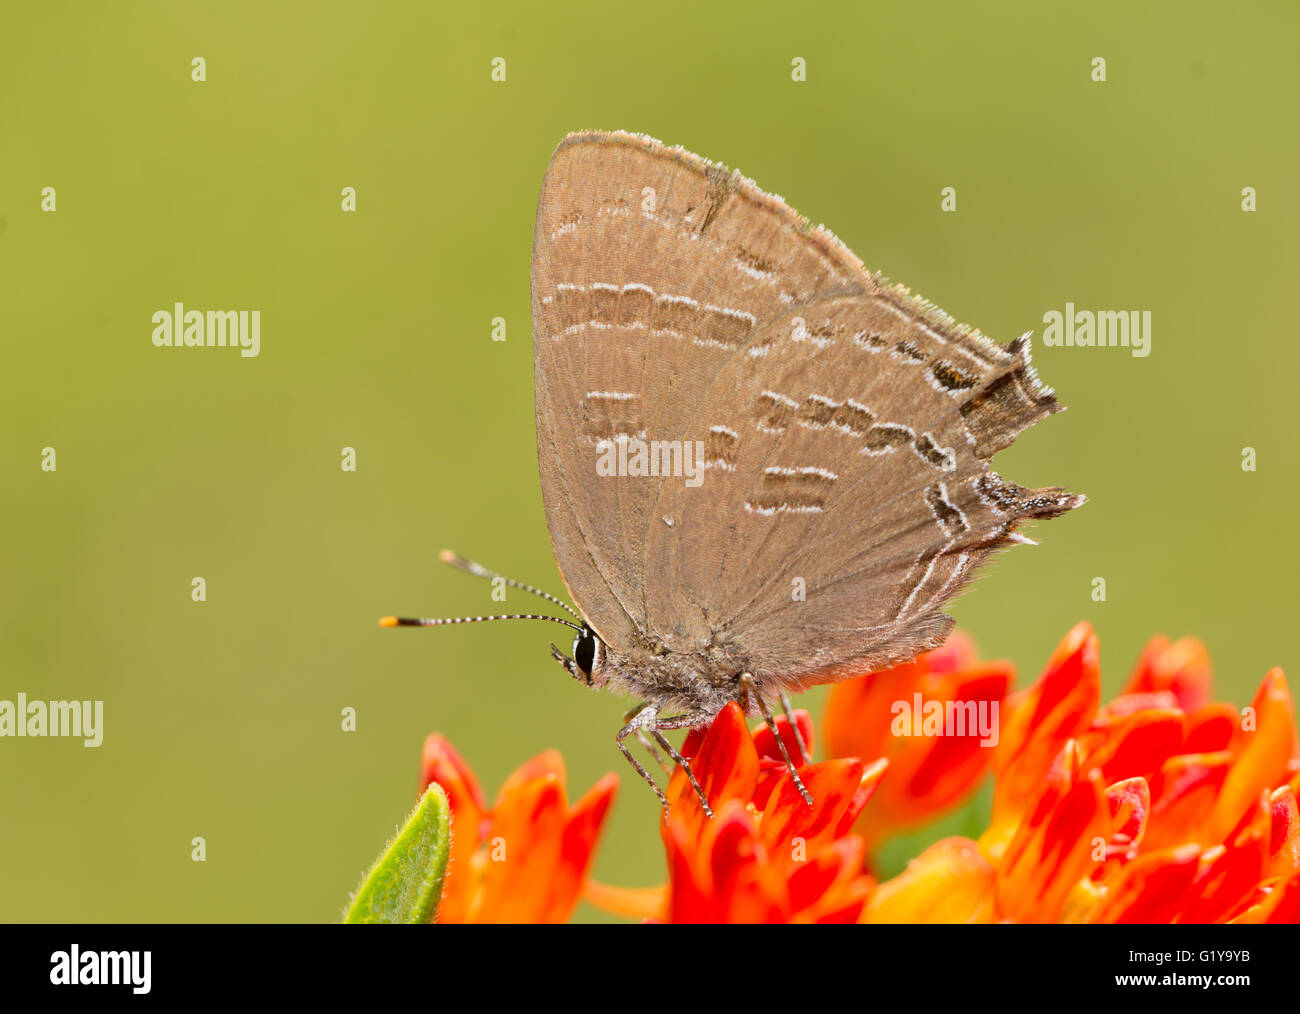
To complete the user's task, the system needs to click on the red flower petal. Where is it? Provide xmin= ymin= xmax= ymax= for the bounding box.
xmin=758 ymin=758 xmax=870 ymax=855
xmin=905 ymin=667 xmax=1012 ymax=798
xmin=839 ymin=758 xmax=889 ymax=838
xmin=1211 ymin=669 xmax=1295 ymax=841
xmin=790 ymin=837 xmax=871 ymax=923
xmin=494 ymin=749 xmax=565 ymax=807
xmin=419 ymin=734 xmax=488 ymax=924
xmin=1180 ymin=841 xmax=1267 ymax=924
xmin=1143 ymin=751 xmax=1232 ymax=851
xmin=543 ymin=773 xmax=619 ymax=920
xmin=997 ymin=761 xmax=1109 ymax=922
xmin=1124 ymin=636 xmax=1212 ymax=712
xmin=683 ymin=803 xmax=785 ymax=924
xmin=1081 ymin=708 xmax=1185 ymax=785
xmin=1179 ymin=794 xmax=1271 ymax=923
xmin=1087 ymin=844 xmax=1202 ymax=923
xmin=752 ymin=709 xmax=816 ymax=764
xmin=1183 ymin=703 xmax=1238 ymax=753
xmin=1107 ymin=776 xmax=1151 ymax=853
xmin=665 ymin=701 xmax=759 ymax=837
xmin=475 ymin=772 xmax=567 ymax=923
xmin=752 ymin=709 xmax=816 ymax=809
xmin=988 ymin=624 xmax=1100 ymax=844
xmin=1265 ymin=785 xmax=1300 ymax=880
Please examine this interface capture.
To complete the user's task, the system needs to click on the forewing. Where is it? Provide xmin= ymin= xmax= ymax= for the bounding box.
xmin=533 ymin=131 xmax=865 ymax=649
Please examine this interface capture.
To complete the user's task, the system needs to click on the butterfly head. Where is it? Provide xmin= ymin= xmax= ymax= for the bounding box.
xmin=385 ymin=552 xmax=618 ymax=687
xmin=551 ymin=625 xmax=609 ymax=689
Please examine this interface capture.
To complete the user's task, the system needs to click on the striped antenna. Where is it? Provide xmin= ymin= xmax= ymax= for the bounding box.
xmin=379 ymin=613 xmax=583 ymax=632
xmin=437 ymin=550 xmax=581 ymax=620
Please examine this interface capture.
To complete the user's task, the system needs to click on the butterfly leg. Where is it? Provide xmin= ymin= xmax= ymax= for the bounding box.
xmin=780 ymin=691 xmax=813 ymax=766
xmin=616 ymin=708 xmax=715 ymax=820
xmin=621 ymin=706 xmax=671 ymax=775
xmin=647 ymin=717 xmax=713 ymax=820
xmin=617 ymin=705 xmax=673 ymax=820
xmin=740 ymin=674 xmax=814 ymax=808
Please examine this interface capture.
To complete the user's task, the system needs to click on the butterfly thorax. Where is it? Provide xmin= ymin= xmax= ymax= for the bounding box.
xmin=598 ymin=637 xmax=761 ymax=724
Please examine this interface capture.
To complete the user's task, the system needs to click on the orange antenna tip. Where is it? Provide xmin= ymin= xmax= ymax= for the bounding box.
xmin=378 ymin=616 xmax=399 ymax=628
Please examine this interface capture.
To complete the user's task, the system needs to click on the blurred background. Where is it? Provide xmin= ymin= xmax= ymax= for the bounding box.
xmin=1 ymin=1 xmax=1296 ymax=921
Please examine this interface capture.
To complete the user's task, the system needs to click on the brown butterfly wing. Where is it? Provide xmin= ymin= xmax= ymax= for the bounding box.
xmin=532 ymin=131 xmax=1081 ymax=679
xmin=533 ymin=130 xmax=860 ymax=649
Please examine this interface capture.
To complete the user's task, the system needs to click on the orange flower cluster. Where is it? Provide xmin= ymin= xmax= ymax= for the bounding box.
xmin=659 ymin=703 xmax=883 ymax=922
xmin=859 ymin=623 xmax=1299 ymax=923
xmin=417 ymin=623 xmax=1299 ymax=923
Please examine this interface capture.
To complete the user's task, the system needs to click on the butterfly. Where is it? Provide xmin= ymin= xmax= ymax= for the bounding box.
xmin=384 ymin=131 xmax=1083 ymax=818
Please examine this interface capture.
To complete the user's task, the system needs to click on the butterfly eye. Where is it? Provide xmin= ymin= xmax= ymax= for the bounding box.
xmin=572 ymin=627 xmax=599 ymax=677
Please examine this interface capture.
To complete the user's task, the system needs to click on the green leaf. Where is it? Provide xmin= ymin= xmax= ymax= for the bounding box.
xmin=344 ymin=782 xmax=451 ymax=924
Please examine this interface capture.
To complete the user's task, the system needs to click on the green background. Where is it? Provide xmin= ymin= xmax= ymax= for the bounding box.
xmin=2 ymin=1 xmax=1296 ymax=921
